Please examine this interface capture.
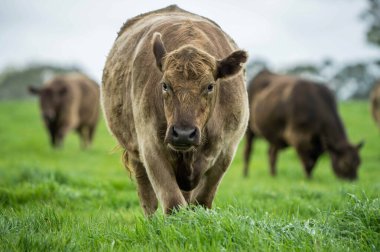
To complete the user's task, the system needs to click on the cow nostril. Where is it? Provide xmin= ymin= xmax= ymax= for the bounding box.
xmin=172 ymin=127 xmax=179 ymax=138
xmin=189 ymin=129 xmax=197 ymax=140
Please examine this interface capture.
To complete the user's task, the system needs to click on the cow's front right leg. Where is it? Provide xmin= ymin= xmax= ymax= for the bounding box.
xmin=129 ymin=158 xmax=158 ymax=216
xmin=141 ymin=146 xmax=187 ymax=214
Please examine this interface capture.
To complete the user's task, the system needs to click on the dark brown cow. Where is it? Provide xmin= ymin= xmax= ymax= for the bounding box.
xmin=370 ymin=81 xmax=380 ymax=129
xmin=243 ymin=70 xmax=363 ymax=180
xmin=101 ymin=5 xmax=249 ymax=215
xmin=29 ymin=73 xmax=100 ymax=148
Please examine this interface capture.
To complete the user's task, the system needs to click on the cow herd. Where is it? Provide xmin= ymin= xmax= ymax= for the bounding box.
xmin=29 ymin=5 xmax=379 ymax=216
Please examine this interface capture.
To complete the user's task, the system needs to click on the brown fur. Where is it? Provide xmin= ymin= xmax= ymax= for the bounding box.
xmin=243 ymin=70 xmax=363 ymax=180
xmin=370 ymin=81 xmax=380 ymax=129
xmin=102 ymin=5 xmax=249 ymax=215
xmin=29 ymin=73 xmax=100 ymax=148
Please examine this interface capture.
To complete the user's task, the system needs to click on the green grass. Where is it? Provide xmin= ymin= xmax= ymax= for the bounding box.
xmin=0 ymin=100 xmax=379 ymax=251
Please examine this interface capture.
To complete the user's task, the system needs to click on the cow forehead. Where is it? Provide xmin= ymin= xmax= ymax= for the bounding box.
xmin=163 ymin=46 xmax=216 ymax=81
xmin=165 ymin=70 xmax=213 ymax=86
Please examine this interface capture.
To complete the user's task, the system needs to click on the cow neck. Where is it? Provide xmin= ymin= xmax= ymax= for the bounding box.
xmin=172 ymin=148 xmax=204 ymax=191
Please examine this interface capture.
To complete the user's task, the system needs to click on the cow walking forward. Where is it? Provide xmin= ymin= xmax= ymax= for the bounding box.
xmin=243 ymin=70 xmax=363 ymax=180
xmin=29 ymin=73 xmax=100 ymax=149
xmin=102 ymin=5 xmax=249 ymax=215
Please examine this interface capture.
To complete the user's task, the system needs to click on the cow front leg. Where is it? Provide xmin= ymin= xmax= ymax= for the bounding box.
xmin=129 ymin=158 xmax=158 ymax=216
xmin=54 ymin=125 xmax=71 ymax=148
xmin=268 ymin=145 xmax=279 ymax=176
xmin=192 ymin=153 xmax=233 ymax=208
xmin=243 ymin=130 xmax=255 ymax=177
xmin=142 ymin=147 xmax=187 ymax=215
xmin=181 ymin=191 xmax=192 ymax=204
xmin=296 ymin=148 xmax=318 ymax=179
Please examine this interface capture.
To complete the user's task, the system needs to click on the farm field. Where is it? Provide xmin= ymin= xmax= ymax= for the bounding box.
xmin=0 ymin=100 xmax=379 ymax=251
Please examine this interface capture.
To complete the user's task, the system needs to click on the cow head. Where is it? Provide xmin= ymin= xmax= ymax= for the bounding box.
xmin=330 ymin=141 xmax=364 ymax=180
xmin=152 ymin=32 xmax=247 ymax=152
xmin=28 ymin=82 xmax=69 ymax=148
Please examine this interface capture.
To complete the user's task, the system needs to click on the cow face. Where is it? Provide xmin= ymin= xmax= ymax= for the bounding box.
xmin=29 ymin=83 xmax=68 ymax=148
xmin=330 ymin=141 xmax=364 ymax=180
xmin=152 ymin=32 xmax=247 ymax=152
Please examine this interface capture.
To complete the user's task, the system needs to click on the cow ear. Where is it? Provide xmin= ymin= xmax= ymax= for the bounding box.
xmin=152 ymin=32 xmax=167 ymax=72
xmin=356 ymin=140 xmax=365 ymax=150
xmin=28 ymin=85 xmax=41 ymax=95
xmin=215 ymin=50 xmax=248 ymax=79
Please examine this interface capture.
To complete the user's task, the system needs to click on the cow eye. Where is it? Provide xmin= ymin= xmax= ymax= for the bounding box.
xmin=162 ymin=83 xmax=169 ymax=92
xmin=207 ymin=84 xmax=214 ymax=92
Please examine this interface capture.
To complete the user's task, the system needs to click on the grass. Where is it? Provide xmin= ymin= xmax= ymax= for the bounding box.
xmin=0 ymin=100 xmax=379 ymax=251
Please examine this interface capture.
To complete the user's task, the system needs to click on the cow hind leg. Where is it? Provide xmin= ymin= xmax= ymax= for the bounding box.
xmin=77 ymin=126 xmax=91 ymax=149
xmin=129 ymin=158 xmax=158 ymax=216
xmin=243 ymin=130 xmax=255 ymax=177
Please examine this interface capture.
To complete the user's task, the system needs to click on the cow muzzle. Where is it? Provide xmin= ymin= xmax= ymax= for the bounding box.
xmin=166 ymin=125 xmax=200 ymax=151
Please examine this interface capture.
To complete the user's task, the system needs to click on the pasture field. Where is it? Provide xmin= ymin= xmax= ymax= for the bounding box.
xmin=0 ymin=100 xmax=379 ymax=251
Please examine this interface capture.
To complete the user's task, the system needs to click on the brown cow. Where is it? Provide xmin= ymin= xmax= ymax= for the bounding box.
xmin=101 ymin=5 xmax=249 ymax=215
xmin=29 ymin=73 xmax=100 ymax=148
xmin=370 ymin=81 xmax=380 ymax=129
xmin=243 ymin=70 xmax=363 ymax=180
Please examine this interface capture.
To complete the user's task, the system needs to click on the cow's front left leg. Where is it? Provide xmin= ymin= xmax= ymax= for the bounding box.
xmin=181 ymin=191 xmax=192 ymax=204
xmin=191 ymin=152 xmax=233 ymax=208
xmin=54 ymin=125 xmax=71 ymax=148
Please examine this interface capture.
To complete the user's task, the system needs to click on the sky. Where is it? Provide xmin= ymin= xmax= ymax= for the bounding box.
xmin=0 ymin=0 xmax=379 ymax=82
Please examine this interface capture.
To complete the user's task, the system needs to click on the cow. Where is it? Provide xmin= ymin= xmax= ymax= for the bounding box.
xmin=370 ymin=80 xmax=380 ymax=129
xmin=101 ymin=5 xmax=249 ymax=216
xmin=29 ymin=73 xmax=100 ymax=148
xmin=243 ymin=69 xmax=363 ymax=180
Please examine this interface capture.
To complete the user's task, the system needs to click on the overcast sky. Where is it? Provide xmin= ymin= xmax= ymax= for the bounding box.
xmin=1 ymin=0 xmax=379 ymax=81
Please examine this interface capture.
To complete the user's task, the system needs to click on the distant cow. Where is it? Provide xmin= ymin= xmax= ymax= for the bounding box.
xmin=243 ymin=70 xmax=363 ymax=180
xmin=29 ymin=73 xmax=100 ymax=148
xmin=102 ymin=5 xmax=249 ymax=215
xmin=370 ymin=81 xmax=380 ymax=129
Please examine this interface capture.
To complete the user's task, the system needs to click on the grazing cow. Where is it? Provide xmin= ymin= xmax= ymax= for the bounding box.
xmin=29 ymin=73 xmax=100 ymax=148
xmin=370 ymin=81 xmax=380 ymax=129
xmin=101 ymin=5 xmax=249 ymax=215
xmin=243 ymin=70 xmax=363 ymax=180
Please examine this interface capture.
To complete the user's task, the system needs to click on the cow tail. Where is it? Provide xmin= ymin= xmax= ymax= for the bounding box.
xmin=122 ymin=149 xmax=134 ymax=179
